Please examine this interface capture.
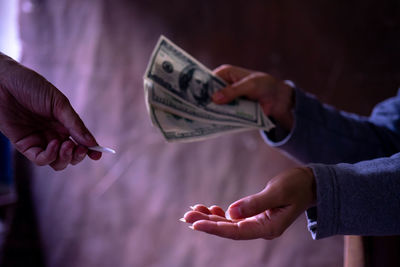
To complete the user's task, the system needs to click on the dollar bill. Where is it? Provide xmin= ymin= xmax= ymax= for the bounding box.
xmin=144 ymin=36 xmax=274 ymax=142
xmin=149 ymin=106 xmax=247 ymax=142
xmin=145 ymin=79 xmax=258 ymax=127
xmin=144 ymin=35 xmax=264 ymax=124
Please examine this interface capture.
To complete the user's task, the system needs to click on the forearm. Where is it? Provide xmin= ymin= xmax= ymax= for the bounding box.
xmin=306 ymin=153 xmax=400 ymax=239
xmin=262 ymin=88 xmax=400 ymax=164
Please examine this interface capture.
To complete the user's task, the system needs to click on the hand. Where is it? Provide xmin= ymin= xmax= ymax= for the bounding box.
xmin=182 ymin=167 xmax=316 ymax=240
xmin=212 ymin=65 xmax=294 ymax=131
xmin=0 ymin=53 xmax=101 ymax=170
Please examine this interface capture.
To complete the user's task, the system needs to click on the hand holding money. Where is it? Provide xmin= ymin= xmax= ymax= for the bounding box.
xmin=144 ymin=36 xmax=278 ymax=142
xmin=212 ymin=65 xmax=295 ymax=132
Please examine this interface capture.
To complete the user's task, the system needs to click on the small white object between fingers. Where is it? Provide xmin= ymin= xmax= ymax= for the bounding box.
xmin=88 ymin=146 xmax=116 ymax=154
xmin=69 ymin=136 xmax=116 ymax=154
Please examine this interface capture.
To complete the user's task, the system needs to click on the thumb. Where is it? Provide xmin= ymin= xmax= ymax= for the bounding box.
xmin=212 ymin=75 xmax=259 ymax=105
xmin=54 ymin=94 xmax=97 ymax=147
xmin=212 ymin=78 xmax=252 ymax=104
xmin=227 ymin=186 xmax=283 ymax=220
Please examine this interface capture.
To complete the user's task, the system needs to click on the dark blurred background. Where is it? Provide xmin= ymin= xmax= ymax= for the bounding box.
xmin=0 ymin=0 xmax=399 ymax=266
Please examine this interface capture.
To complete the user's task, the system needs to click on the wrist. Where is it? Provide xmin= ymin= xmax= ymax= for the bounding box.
xmin=270 ymin=81 xmax=294 ymax=131
xmin=302 ymin=166 xmax=317 ymax=208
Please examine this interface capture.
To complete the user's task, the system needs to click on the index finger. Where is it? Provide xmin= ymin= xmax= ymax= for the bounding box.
xmin=213 ymin=65 xmax=252 ymax=84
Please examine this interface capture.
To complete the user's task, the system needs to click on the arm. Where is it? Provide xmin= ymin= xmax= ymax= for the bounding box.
xmin=212 ymin=64 xmax=400 ymax=164
xmin=262 ymin=88 xmax=400 ymax=164
xmin=183 ymin=154 xmax=400 ymax=240
xmin=180 ymin=65 xmax=400 ymax=240
xmin=0 ymin=52 xmax=101 ymax=170
xmin=307 ymin=153 xmax=400 ymax=239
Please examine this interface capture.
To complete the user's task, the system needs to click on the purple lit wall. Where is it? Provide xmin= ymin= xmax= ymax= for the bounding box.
xmin=4 ymin=0 xmax=399 ymax=266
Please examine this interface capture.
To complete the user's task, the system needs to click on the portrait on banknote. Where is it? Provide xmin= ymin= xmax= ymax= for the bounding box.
xmin=178 ymin=65 xmax=213 ymax=107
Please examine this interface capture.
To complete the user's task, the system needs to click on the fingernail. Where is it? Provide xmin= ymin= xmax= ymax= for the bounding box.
xmin=213 ymin=92 xmax=225 ymax=102
xmin=188 ymin=225 xmax=195 ymax=230
xmin=85 ymin=133 xmax=94 ymax=143
xmin=79 ymin=150 xmax=86 ymax=158
xmin=179 ymin=218 xmax=186 ymax=223
xmin=228 ymin=206 xmax=242 ymax=219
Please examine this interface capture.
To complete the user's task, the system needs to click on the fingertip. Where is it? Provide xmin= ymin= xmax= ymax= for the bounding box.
xmin=183 ymin=211 xmax=192 ymax=219
xmin=76 ymin=144 xmax=88 ymax=155
xmin=212 ymin=64 xmax=230 ymax=75
xmin=192 ymin=204 xmax=212 ymax=215
xmin=88 ymin=150 xmax=102 ymax=160
xmin=192 ymin=220 xmax=204 ymax=231
xmin=212 ymin=91 xmax=226 ymax=103
xmin=192 ymin=220 xmax=216 ymax=232
xmin=84 ymin=133 xmax=97 ymax=146
xmin=227 ymin=204 xmax=243 ymax=219
xmin=70 ymin=132 xmax=98 ymax=148
xmin=192 ymin=221 xmax=200 ymax=230
xmin=209 ymin=205 xmax=226 ymax=217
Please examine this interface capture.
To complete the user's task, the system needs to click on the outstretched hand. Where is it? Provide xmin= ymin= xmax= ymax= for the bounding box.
xmin=182 ymin=167 xmax=316 ymax=240
xmin=0 ymin=53 xmax=101 ymax=170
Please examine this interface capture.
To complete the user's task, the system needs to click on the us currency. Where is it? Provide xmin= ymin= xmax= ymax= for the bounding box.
xmin=144 ymin=36 xmax=275 ymax=142
xmin=149 ymin=107 xmax=248 ymax=143
xmin=144 ymin=79 xmax=249 ymax=142
xmin=145 ymin=79 xmax=254 ymax=127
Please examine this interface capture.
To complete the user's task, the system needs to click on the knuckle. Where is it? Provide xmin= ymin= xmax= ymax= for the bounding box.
xmin=245 ymin=78 xmax=257 ymax=90
xmin=250 ymin=72 xmax=270 ymax=87
xmin=220 ymin=64 xmax=232 ymax=70
xmin=255 ymin=212 xmax=269 ymax=226
xmin=253 ymin=71 xmax=270 ymax=80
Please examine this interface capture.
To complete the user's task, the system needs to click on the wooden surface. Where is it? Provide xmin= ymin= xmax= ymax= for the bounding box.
xmin=9 ymin=0 xmax=400 ymax=266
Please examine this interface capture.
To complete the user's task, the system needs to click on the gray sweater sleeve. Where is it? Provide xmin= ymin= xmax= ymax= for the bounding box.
xmin=308 ymin=155 xmax=400 ymax=239
xmin=261 ymin=88 xmax=400 ymax=239
xmin=261 ymin=88 xmax=400 ymax=164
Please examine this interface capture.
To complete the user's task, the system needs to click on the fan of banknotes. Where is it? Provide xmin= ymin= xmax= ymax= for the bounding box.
xmin=143 ymin=35 xmax=274 ymax=142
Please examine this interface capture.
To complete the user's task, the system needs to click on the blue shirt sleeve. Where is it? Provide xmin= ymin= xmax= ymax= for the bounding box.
xmin=261 ymin=88 xmax=400 ymax=239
